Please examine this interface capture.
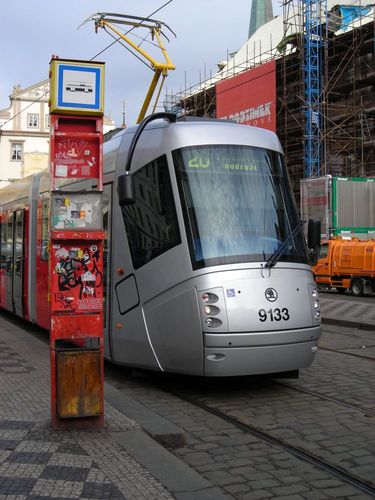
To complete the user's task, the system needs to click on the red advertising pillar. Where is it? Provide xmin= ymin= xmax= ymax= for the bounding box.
xmin=49 ymin=57 xmax=105 ymax=429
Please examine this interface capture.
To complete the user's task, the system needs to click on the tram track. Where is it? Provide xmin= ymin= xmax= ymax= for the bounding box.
xmin=320 ymin=324 xmax=375 ymax=361
xmin=320 ymin=345 xmax=375 ymax=361
xmin=273 ymin=380 xmax=375 ymax=418
xmin=323 ymin=325 xmax=375 ymax=337
xmin=155 ymin=381 xmax=375 ymax=497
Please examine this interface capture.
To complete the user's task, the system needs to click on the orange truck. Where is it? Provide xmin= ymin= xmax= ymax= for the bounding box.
xmin=313 ymin=238 xmax=375 ymax=296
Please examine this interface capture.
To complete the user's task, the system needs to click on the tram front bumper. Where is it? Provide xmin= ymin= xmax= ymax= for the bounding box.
xmin=203 ymin=326 xmax=321 ymax=377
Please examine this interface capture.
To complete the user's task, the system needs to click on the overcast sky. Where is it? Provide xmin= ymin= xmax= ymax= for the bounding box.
xmin=0 ymin=1 xmax=280 ymax=127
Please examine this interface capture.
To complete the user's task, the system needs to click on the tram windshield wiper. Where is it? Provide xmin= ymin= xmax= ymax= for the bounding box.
xmin=265 ymin=220 xmax=305 ymax=269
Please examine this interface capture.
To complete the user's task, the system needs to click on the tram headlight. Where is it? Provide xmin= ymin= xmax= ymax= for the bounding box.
xmin=202 ymin=293 xmax=210 ymax=303
xmin=198 ymin=288 xmax=227 ymax=332
xmin=204 ymin=305 xmax=220 ymax=315
xmin=309 ymin=286 xmax=321 ymax=323
xmin=201 ymin=292 xmax=218 ymax=304
xmin=205 ymin=317 xmax=223 ymax=328
xmin=311 ymin=288 xmax=319 ymax=304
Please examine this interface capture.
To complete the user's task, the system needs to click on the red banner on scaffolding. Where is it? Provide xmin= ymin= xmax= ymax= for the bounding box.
xmin=216 ymin=60 xmax=276 ymax=132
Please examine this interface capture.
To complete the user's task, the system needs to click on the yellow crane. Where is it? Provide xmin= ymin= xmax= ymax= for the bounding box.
xmin=82 ymin=13 xmax=176 ymax=123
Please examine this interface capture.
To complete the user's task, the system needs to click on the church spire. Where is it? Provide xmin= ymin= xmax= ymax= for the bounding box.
xmin=248 ymin=0 xmax=274 ymax=38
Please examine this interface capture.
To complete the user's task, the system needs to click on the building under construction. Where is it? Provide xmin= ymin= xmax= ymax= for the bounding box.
xmin=165 ymin=0 xmax=375 ymax=199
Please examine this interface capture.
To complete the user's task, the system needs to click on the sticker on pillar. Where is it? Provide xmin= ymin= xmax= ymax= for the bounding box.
xmin=54 ymin=138 xmax=99 ymax=179
xmin=51 ymin=192 xmax=102 ymax=230
xmin=51 ymin=242 xmax=103 ymax=313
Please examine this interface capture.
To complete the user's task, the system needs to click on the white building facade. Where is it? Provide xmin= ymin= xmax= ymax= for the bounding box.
xmin=0 ymin=81 xmax=50 ymax=186
xmin=0 ymin=80 xmax=115 ymax=187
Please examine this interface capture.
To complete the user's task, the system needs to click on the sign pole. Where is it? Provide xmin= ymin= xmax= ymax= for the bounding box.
xmin=49 ymin=56 xmax=105 ymax=429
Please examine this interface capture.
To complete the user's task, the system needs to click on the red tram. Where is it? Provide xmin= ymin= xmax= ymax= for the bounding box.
xmin=0 ymin=176 xmax=50 ymax=329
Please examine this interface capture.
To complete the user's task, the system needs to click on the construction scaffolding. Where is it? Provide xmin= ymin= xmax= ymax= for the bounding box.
xmin=164 ymin=2 xmax=375 ymax=198
xmin=303 ymin=0 xmax=327 ymax=178
xmin=323 ymin=15 xmax=375 ymax=178
xmin=164 ymin=34 xmax=281 ymax=118
xmin=277 ymin=0 xmax=305 ymax=193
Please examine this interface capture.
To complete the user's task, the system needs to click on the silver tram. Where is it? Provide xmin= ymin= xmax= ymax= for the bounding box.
xmin=0 ymin=117 xmax=321 ymax=376
xmin=107 ymin=117 xmax=321 ymax=376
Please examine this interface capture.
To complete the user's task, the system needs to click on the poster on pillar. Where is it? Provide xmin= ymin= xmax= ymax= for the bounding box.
xmin=50 ymin=240 xmax=103 ymax=314
xmin=216 ymin=60 xmax=276 ymax=132
xmin=50 ymin=114 xmax=102 ymax=181
xmin=53 ymin=136 xmax=100 ymax=179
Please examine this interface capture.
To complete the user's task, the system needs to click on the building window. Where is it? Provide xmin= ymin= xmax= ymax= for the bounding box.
xmin=11 ymin=143 xmax=23 ymax=161
xmin=27 ymin=113 xmax=39 ymax=128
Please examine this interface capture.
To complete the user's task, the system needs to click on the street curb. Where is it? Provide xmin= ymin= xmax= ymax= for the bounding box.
xmin=322 ymin=317 xmax=375 ymax=331
xmin=105 ymin=381 xmax=230 ymax=499
xmin=104 ymin=381 xmax=186 ymax=448
xmin=111 ymin=429 xmax=230 ymax=499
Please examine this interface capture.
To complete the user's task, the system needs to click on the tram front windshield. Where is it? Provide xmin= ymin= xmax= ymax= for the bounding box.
xmin=173 ymin=145 xmax=308 ymax=269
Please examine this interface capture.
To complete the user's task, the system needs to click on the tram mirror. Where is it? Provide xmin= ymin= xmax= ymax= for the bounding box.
xmin=307 ymin=218 xmax=321 ymax=249
xmin=307 ymin=218 xmax=321 ymax=265
xmin=118 ymin=172 xmax=135 ymax=206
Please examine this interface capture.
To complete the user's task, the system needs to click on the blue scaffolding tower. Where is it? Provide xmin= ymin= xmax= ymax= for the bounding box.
xmin=303 ymin=0 xmax=326 ymax=177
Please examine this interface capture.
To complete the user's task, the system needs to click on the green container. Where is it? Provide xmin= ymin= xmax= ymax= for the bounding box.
xmin=301 ymin=176 xmax=375 ymax=240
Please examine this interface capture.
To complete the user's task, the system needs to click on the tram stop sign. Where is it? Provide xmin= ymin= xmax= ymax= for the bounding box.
xmin=49 ymin=58 xmax=104 ymax=116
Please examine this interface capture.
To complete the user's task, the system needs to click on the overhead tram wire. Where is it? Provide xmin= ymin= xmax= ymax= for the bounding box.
xmin=0 ymin=0 xmax=174 ymax=130
xmin=101 ymin=27 xmax=153 ymax=70
xmin=89 ymin=0 xmax=174 ymax=61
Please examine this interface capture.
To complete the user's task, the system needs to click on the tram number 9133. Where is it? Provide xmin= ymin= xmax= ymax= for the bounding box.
xmin=258 ymin=308 xmax=290 ymax=322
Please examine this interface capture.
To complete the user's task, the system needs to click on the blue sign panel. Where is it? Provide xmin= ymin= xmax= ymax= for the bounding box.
xmin=57 ymin=65 xmax=101 ymax=110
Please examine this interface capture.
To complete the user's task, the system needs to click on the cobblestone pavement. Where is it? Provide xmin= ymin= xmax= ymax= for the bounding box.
xmin=105 ymin=323 xmax=375 ymax=499
xmin=0 ymin=316 xmax=173 ymax=499
xmin=1 ymin=299 xmax=375 ymax=499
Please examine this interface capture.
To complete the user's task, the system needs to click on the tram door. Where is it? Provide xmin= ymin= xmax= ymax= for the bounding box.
xmin=102 ymin=184 xmax=113 ymax=358
xmin=4 ymin=214 xmax=14 ymax=312
xmin=5 ymin=211 xmax=24 ymax=316
xmin=13 ymin=210 xmax=24 ymax=317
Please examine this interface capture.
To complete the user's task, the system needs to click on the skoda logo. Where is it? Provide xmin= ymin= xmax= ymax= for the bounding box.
xmin=265 ymin=288 xmax=278 ymax=302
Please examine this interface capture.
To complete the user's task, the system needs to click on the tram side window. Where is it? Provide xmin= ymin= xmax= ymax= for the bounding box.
xmin=0 ymin=219 xmax=8 ymax=269
xmin=41 ymin=195 xmax=49 ymax=260
xmin=122 ymin=155 xmax=181 ymax=269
